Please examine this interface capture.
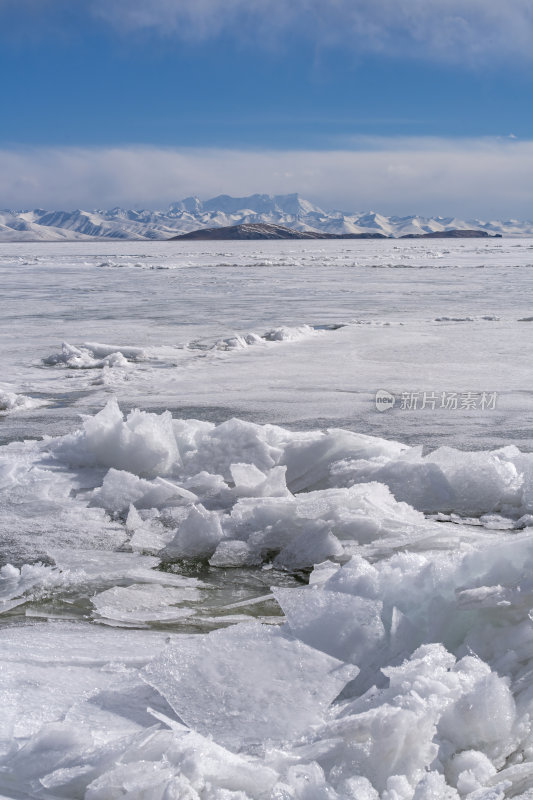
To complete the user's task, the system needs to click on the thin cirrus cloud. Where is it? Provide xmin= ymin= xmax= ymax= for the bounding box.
xmin=89 ymin=0 xmax=533 ymax=63
xmin=1 ymin=138 xmax=533 ymax=218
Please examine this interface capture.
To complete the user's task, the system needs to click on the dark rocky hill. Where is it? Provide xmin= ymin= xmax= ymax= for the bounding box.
xmin=401 ymin=229 xmax=497 ymax=239
xmin=171 ymin=223 xmax=388 ymax=240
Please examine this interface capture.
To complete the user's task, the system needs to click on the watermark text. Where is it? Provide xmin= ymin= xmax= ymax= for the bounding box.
xmin=375 ymin=390 xmax=497 ymax=412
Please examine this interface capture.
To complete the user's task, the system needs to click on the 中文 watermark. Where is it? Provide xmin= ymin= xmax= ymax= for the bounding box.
xmin=375 ymin=390 xmax=498 ymax=413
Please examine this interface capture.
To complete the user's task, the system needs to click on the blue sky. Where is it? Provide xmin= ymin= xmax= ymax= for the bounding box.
xmin=2 ymin=0 xmax=533 ymax=215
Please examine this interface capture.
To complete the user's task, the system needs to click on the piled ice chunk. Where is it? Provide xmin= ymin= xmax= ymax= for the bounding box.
xmin=43 ymin=401 xmax=533 ymax=570
xmin=0 ymin=387 xmax=48 ymax=414
xmin=163 ymin=504 xmax=224 ymax=559
xmin=262 ymin=324 xmax=316 ymax=341
xmin=0 ymin=562 xmax=68 ymax=614
xmin=5 ymin=403 xmax=533 ymax=797
xmin=91 ymin=469 xmax=197 ymax=513
xmin=331 ymin=443 xmax=524 ymax=516
xmin=212 ymin=324 xmax=317 ymax=350
xmin=43 ymin=341 xmax=146 ymax=369
xmin=52 ymin=399 xmax=180 ymax=478
xmin=213 ymin=332 xmax=264 ymax=350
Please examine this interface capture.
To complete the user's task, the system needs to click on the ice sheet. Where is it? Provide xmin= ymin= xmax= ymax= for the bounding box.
xmin=2 ymin=239 xmax=533 ymax=799
xmin=1 ymin=238 xmax=533 ymax=450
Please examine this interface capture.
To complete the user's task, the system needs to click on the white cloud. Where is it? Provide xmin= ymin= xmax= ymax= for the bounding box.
xmin=90 ymin=0 xmax=533 ymax=63
xmin=3 ymin=0 xmax=533 ymax=64
xmin=2 ymin=138 xmax=533 ymax=218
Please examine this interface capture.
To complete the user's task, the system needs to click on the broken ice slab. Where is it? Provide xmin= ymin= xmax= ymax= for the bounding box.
xmin=92 ymin=583 xmax=202 ymax=625
xmin=47 ymin=548 xmax=206 ymax=588
xmin=142 ymin=620 xmax=357 ymax=749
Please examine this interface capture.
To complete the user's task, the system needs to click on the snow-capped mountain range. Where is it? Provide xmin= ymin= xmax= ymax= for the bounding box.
xmin=1 ymin=193 xmax=533 ymax=241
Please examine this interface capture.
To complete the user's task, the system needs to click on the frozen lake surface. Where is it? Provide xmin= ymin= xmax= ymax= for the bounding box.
xmin=2 ymin=239 xmax=533 ymax=799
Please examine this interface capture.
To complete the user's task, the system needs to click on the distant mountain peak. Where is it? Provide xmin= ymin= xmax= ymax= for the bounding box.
xmin=169 ymin=196 xmax=203 ymax=214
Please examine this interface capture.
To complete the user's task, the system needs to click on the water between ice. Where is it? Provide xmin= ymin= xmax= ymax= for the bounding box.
xmin=1 ymin=239 xmax=533 ymax=799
